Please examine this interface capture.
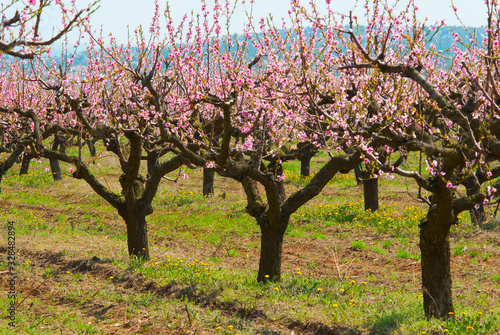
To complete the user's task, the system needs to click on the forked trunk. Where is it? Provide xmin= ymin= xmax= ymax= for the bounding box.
xmin=419 ymin=200 xmax=455 ymax=319
xmin=123 ymin=210 xmax=150 ymax=260
xmin=203 ymin=168 xmax=215 ymax=196
xmin=257 ymin=216 xmax=288 ymax=282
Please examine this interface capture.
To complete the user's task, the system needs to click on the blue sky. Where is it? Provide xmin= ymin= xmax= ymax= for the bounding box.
xmin=37 ymin=0 xmax=487 ymax=45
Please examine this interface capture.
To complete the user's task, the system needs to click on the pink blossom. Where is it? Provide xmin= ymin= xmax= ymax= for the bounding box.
xmin=446 ymin=182 xmax=457 ymax=189
xmin=276 ymin=174 xmax=286 ymax=182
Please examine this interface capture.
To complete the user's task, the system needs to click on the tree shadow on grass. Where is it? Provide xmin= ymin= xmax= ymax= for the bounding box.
xmin=367 ymin=312 xmax=404 ymax=335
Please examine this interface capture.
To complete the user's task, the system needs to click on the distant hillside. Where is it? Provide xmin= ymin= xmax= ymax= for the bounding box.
xmin=31 ymin=25 xmax=489 ymax=69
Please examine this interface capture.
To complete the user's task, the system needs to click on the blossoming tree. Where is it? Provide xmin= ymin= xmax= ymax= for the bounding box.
xmin=302 ymin=0 xmax=500 ymax=319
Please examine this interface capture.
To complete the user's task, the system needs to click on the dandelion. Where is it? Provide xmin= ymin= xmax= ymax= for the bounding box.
xmin=109 ymin=276 xmax=113 ymax=279
xmin=274 ymin=287 xmax=279 ymax=291
xmin=317 ymin=288 xmax=322 ymax=292
xmin=350 ymin=280 xmax=356 ymax=285
xmin=265 ymin=275 xmax=269 ymax=278
xmin=228 ymin=325 xmax=233 ymax=330
xmin=466 ymin=326 xmax=474 ymax=330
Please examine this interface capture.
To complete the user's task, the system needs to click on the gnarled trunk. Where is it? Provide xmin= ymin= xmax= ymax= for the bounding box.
xmin=257 ymin=215 xmax=288 ymax=282
xmin=203 ymin=168 xmax=215 ymax=196
xmin=419 ymin=181 xmax=455 ymax=319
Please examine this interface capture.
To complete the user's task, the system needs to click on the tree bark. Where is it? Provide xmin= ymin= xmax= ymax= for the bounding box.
xmin=354 ymin=163 xmax=363 ymax=185
xmin=419 ymin=179 xmax=455 ymax=319
xmin=49 ymin=135 xmax=67 ymax=181
xmin=87 ymin=139 xmax=97 ymax=157
xmin=19 ymin=152 xmax=33 ymax=175
xmin=49 ymin=158 xmax=62 ymax=180
xmin=467 ymin=183 xmax=486 ymax=226
xmin=203 ymin=168 xmax=215 ymax=196
xmin=363 ymin=176 xmax=379 ymax=212
xmin=299 ymin=153 xmax=312 ymax=177
xmin=257 ymin=215 xmax=288 ymax=282
xmin=122 ymin=208 xmax=150 ymax=260
xmin=362 ymin=166 xmax=379 ymax=212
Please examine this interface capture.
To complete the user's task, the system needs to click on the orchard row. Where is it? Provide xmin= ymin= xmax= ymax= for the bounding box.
xmin=1 ymin=0 xmax=500 ymax=320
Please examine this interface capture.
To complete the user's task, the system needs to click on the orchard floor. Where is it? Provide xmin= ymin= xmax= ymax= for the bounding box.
xmin=0 ymin=160 xmax=499 ymax=334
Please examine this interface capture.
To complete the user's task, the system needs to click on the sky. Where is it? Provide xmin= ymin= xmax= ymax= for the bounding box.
xmin=35 ymin=0 xmax=488 ymax=45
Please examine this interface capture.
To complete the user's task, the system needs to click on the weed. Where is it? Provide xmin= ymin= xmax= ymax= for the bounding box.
xmin=396 ymin=249 xmax=412 ymax=259
xmin=351 ymin=240 xmax=367 ymax=250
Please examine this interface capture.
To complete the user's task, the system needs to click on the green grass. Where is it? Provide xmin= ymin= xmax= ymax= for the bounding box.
xmin=0 ymin=150 xmax=499 ymax=334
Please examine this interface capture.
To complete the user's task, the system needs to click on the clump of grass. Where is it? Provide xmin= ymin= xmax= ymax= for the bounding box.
xmin=453 ymin=246 xmax=465 ymax=256
xmin=396 ymin=249 xmax=413 ymax=259
xmin=470 ymin=250 xmax=480 ymax=257
xmin=490 ymin=274 xmax=500 ymax=283
xmin=369 ymin=245 xmax=388 ymax=255
xmin=351 ymin=240 xmax=367 ymax=250
xmin=440 ymin=310 xmax=499 ymax=335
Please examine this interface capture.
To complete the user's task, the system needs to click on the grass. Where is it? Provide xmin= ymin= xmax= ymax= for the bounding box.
xmin=0 ymin=151 xmax=499 ymax=334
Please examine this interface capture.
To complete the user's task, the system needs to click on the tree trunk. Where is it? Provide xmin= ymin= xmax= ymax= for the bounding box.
xmin=354 ymin=163 xmax=363 ymax=185
xmin=362 ymin=166 xmax=379 ymax=212
xmin=49 ymin=136 xmax=65 ymax=181
xmin=299 ymin=152 xmax=312 ymax=178
xmin=467 ymin=184 xmax=486 ymax=226
xmin=49 ymin=158 xmax=62 ymax=181
xmin=19 ymin=152 xmax=33 ymax=175
xmin=363 ymin=176 xmax=379 ymax=212
xmin=419 ymin=184 xmax=455 ymax=319
xmin=87 ymin=139 xmax=97 ymax=157
xmin=257 ymin=216 xmax=288 ymax=282
xmin=122 ymin=209 xmax=150 ymax=260
xmin=203 ymin=168 xmax=215 ymax=196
